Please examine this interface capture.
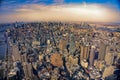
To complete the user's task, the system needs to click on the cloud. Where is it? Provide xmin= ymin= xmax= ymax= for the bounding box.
xmin=0 ymin=3 xmax=120 ymax=23
xmin=53 ymin=0 xmax=64 ymax=4
xmin=24 ymin=0 xmax=50 ymax=4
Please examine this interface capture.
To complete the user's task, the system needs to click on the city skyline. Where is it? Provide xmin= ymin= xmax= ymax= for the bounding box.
xmin=0 ymin=22 xmax=120 ymax=80
xmin=0 ymin=1 xmax=120 ymax=80
xmin=0 ymin=0 xmax=120 ymax=23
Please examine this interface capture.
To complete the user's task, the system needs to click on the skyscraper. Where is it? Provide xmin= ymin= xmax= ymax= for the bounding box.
xmin=69 ymin=33 xmax=75 ymax=54
xmin=89 ymin=46 xmax=95 ymax=66
xmin=105 ymin=52 xmax=114 ymax=65
xmin=21 ymin=53 xmax=27 ymax=63
xmin=84 ymin=45 xmax=90 ymax=60
xmin=80 ymin=45 xmax=90 ymax=60
xmin=59 ymin=39 xmax=67 ymax=51
xmin=98 ymin=41 xmax=107 ymax=61
xmin=23 ymin=62 xmax=33 ymax=80
xmin=12 ymin=45 xmax=21 ymax=62
xmin=80 ymin=45 xmax=84 ymax=60
xmin=40 ymin=34 xmax=47 ymax=46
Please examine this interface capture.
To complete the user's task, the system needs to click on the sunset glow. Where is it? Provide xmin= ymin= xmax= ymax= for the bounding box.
xmin=0 ymin=0 xmax=120 ymax=23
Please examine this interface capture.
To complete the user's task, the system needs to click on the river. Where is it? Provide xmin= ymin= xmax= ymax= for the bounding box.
xmin=0 ymin=32 xmax=7 ymax=60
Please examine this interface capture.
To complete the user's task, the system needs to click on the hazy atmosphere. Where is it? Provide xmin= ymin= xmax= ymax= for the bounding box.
xmin=0 ymin=0 xmax=120 ymax=23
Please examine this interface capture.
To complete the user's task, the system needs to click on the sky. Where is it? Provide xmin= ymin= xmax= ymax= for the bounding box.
xmin=0 ymin=0 xmax=120 ymax=23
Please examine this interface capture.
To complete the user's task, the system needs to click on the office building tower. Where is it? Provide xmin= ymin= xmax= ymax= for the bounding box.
xmin=23 ymin=62 xmax=33 ymax=80
xmin=21 ymin=53 xmax=27 ymax=63
xmin=105 ymin=52 xmax=114 ymax=65
xmin=59 ymin=39 xmax=67 ymax=51
xmin=80 ymin=45 xmax=90 ymax=60
xmin=12 ymin=45 xmax=21 ymax=62
xmin=89 ymin=46 xmax=95 ymax=66
xmin=40 ymin=35 xmax=47 ymax=46
xmin=80 ymin=45 xmax=84 ymax=60
xmin=102 ymin=66 xmax=115 ymax=79
xmin=98 ymin=41 xmax=107 ymax=61
xmin=84 ymin=45 xmax=90 ymax=60
xmin=69 ymin=33 xmax=75 ymax=54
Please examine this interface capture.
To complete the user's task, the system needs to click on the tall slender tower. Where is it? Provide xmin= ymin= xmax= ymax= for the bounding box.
xmin=80 ymin=45 xmax=90 ymax=60
xmin=69 ymin=33 xmax=75 ymax=54
xmin=83 ymin=45 xmax=90 ymax=60
xmin=89 ymin=46 xmax=95 ymax=66
xmin=98 ymin=41 xmax=107 ymax=61
xmin=80 ymin=45 xmax=84 ymax=60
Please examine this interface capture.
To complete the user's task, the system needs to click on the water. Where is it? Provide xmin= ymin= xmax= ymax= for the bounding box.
xmin=0 ymin=32 xmax=7 ymax=60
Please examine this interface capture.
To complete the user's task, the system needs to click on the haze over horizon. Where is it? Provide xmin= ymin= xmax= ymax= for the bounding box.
xmin=0 ymin=0 xmax=120 ymax=23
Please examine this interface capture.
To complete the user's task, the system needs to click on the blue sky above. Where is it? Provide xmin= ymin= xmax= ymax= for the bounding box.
xmin=0 ymin=0 xmax=120 ymax=23
xmin=0 ymin=0 xmax=120 ymax=8
xmin=0 ymin=0 xmax=119 ymax=3
xmin=0 ymin=0 xmax=120 ymax=13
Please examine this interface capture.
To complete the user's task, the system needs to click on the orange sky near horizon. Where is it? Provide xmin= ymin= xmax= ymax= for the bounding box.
xmin=0 ymin=4 xmax=120 ymax=23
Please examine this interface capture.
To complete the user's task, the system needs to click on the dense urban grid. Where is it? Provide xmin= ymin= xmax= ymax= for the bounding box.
xmin=0 ymin=22 xmax=120 ymax=80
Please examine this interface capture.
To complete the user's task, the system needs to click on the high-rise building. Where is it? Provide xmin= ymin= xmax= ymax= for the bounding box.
xmin=23 ymin=62 xmax=33 ymax=80
xmin=80 ymin=45 xmax=84 ymax=60
xmin=12 ymin=45 xmax=21 ymax=62
xmin=105 ymin=52 xmax=114 ymax=65
xmin=84 ymin=45 xmax=90 ymax=60
xmin=40 ymin=35 xmax=47 ymax=46
xmin=80 ymin=45 xmax=90 ymax=60
xmin=69 ymin=33 xmax=75 ymax=54
xmin=21 ymin=53 xmax=27 ymax=63
xmin=89 ymin=46 xmax=95 ymax=66
xmin=98 ymin=41 xmax=107 ymax=61
xmin=102 ymin=66 xmax=115 ymax=79
xmin=59 ymin=39 xmax=67 ymax=51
